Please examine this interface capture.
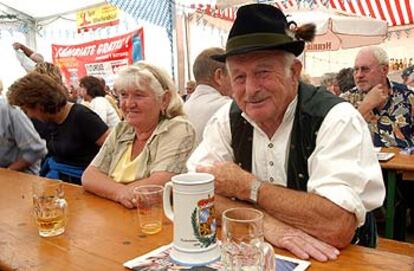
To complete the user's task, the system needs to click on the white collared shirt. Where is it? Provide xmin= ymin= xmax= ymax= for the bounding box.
xmin=183 ymin=84 xmax=231 ymax=145
xmin=187 ymin=98 xmax=385 ymax=226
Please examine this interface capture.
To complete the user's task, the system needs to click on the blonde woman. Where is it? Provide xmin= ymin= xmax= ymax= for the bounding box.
xmin=82 ymin=63 xmax=196 ymax=208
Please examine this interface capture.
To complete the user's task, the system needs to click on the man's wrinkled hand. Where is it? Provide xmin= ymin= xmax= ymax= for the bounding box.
xmin=363 ymin=84 xmax=389 ymax=110
xmin=196 ymin=161 xmax=254 ymax=200
xmin=266 ymin=226 xmax=340 ymax=262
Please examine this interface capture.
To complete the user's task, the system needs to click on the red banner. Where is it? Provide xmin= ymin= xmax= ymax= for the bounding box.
xmin=52 ymin=28 xmax=144 ymax=88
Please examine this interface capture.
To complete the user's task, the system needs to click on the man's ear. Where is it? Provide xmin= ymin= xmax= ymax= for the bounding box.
xmin=381 ymin=63 xmax=389 ymax=76
xmin=290 ymin=59 xmax=303 ymax=81
xmin=213 ymin=68 xmax=224 ymax=86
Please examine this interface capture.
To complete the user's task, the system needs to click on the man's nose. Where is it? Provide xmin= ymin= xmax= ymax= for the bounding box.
xmin=354 ymin=68 xmax=365 ymax=78
xmin=245 ymin=76 xmax=260 ymax=95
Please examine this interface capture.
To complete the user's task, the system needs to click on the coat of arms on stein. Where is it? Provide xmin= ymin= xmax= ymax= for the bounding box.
xmin=191 ymin=195 xmax=216 ymax=248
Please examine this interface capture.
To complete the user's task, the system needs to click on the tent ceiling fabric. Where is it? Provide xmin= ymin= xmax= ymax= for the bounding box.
xmin=0 ymin=0 xmax=105 ymax=19
xmin=188 ymin=0 xmax=414 ymax=27
xmin=189 ymin=8 xmax=387 ymax=51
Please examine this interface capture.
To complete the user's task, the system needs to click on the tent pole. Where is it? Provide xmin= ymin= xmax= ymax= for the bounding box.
xmin=175 ymin=11 xmax=186 ymax=93
xmin=184 ymin=13 xmax=191 ymax=81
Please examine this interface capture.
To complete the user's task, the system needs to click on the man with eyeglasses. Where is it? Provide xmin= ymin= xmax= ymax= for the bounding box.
xmin=341 ymin=46 xmax=414 ymax=148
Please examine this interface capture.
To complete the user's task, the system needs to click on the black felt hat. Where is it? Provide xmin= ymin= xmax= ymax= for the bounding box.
xmin=212 ymin=4 xmax=305 ymax=62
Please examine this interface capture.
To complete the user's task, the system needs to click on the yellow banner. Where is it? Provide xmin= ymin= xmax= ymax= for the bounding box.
xmin=76 ymin=4 xmax=119 ymax=32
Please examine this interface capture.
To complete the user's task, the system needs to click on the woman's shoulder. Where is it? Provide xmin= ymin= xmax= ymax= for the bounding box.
xmin=163 ymin=115 xmax=194 ymax=131
xmin=155 ymin=116 xmax=195 ymax=141
xmin=111 ymin=121 xmax=135 ymax=139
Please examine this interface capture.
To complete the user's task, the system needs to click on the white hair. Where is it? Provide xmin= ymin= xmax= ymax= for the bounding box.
xmin=359 ymin=46 xmax=389 ymax=65
xmin=114 ymin=62 xmax=184 ymax=118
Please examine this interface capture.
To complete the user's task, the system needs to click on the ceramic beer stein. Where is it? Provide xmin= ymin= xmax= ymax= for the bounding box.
xmin=163 ymin=172 xmax=220 ymax=265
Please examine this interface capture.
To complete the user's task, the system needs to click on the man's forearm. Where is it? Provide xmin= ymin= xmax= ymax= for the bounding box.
xmin=215 ymin=195 xmax=341 ymax=261
xmin=20 ymin=44 xmax=35 ymax=58
xmin=257 ymin=183 xmax=356 ymax=248
xmin=198 ymin=162 xmax=356 ymax=247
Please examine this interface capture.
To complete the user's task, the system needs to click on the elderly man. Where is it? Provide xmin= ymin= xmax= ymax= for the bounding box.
xmin=187 ymin=4 xmax=385 ymax=262
xmin=183 ymin=47 xmax=232 ymax=144
xmin=341 ymin=46 xmax=414 ymax=148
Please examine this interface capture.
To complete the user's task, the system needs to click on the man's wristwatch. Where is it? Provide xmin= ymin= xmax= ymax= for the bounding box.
xmin=249 ymin=179 xmax=262 ymax=204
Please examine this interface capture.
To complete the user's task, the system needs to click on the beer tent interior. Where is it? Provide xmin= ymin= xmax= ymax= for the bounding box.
xmin=1 ymin=0 xmax=413 ymax=89
xmin=0 ymin=0 xmax=174 ymax=89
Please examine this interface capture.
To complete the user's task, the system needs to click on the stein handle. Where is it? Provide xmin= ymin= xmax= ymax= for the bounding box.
xmin=260 ymin=241 xmax=275 ymax=271
xmin=163 ymin=181 xmax=174 ymax=221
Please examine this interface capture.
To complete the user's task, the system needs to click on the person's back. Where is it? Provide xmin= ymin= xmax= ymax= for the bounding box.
xmin=80 ymin=76 xmax=120 ymax=128
xmin=183 ymin=47 xmax=232 ymax=145
xmin=90 ymin=96 xmax=120 ymax=128
xmin=184 ymin=86 xmax=231 ymax=145
xmin=0 ymin=98 xmax=47 ymax=174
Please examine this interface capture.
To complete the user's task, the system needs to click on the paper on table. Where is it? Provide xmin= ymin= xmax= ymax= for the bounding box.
xmin=377 ymin=152 xmax=395 ymax=161
xmin=123 ymin=244 xmax=311 ymax=271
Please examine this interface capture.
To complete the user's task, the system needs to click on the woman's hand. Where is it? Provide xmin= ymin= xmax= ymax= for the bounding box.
xmin=115 ymin=185 xmax=136 ymax=209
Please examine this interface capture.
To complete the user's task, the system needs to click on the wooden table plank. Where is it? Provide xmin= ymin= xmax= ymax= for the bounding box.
xmin=1 ymin=169 xmax=413 ymax=270
xmin=380 ymin=147 xmax=414 ymax=172
xmin=377 ymin=238 xmax=414 ymax=258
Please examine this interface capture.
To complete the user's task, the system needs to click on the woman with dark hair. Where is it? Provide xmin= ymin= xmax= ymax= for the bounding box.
xmin=79 ymin=76 xmax=120 ymax=128
xmin=7 ymin=72 xmax=109 ymax=185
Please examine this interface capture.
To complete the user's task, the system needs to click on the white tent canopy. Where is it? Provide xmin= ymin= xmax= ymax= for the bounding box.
xmin=0 ymin=0 xmax=105 ymax=19
xmin=0 ymin=0 xmax=174 ymax=90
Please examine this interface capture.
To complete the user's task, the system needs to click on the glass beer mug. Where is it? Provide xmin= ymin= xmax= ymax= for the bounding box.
xmin=221 ymin=208 xmax=275 ymax=271
xmin=32 ymin=180 xmax=68 ymax=237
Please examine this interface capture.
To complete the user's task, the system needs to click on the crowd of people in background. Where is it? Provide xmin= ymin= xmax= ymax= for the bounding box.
xmin=2 ymin=2 xmax=414 ymax=262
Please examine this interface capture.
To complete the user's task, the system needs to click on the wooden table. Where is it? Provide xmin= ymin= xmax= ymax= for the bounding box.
xmin=380 ymin=148 xmax=414 ymax=239
xmin=1 ymin=169 xmax=414 ymax=270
